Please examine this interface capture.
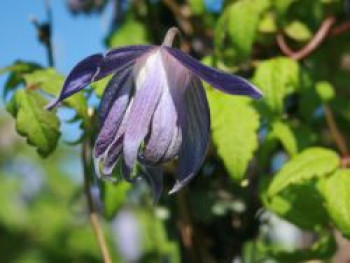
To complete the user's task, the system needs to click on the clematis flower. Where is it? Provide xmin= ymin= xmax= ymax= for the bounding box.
xmin=47 ymin=27 xmax=262 ymax=196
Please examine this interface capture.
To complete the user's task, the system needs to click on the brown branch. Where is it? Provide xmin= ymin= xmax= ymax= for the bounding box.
xmin=82 ymin=138 xmax=112 ymax=263
xmin=276 ymin=17 xmax=336 ymax=60
xmin=323 ymin=104 xmax=349 ymax=157
xmin=329 ymin=21 xmax=350 ymax=37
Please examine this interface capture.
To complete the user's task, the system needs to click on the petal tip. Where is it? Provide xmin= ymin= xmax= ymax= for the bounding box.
xmin=45 ymin=99 xmax=60 ymax=111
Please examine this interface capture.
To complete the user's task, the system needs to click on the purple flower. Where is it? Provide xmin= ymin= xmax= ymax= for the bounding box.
xmin=47 ymin=27 xmax=262 ymax=195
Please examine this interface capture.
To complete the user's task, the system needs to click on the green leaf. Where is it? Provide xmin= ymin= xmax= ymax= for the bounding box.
xmin=7 ymin=89 xmax=60 ymax=157
xmin=207 ymin=89 xmax=259 ymax=180
xmin=91 ymin=75 xmax=112 ymax=98
xmin=188 ymin=0 xmax=205 ymax=15
xmin=270 ymin=231 xmax=336 ymax=262
xmin=267 ymin=147 xmax=339 ymax=197
xmin=263 ymin=180 xmax=329 ymax=230
xmin=0 ymin=60 xmax=41 ymax=76
xmin=284 ymin=20 xmax=312 ymax=41
xmin=222 ymin=0 xmax=270 ymax=59
xmin=315 ymin=81 xmax=335 ymax=102
xmin=320 ymin=169 xmax=350 ymax=237
xmin=272 ymin=121 xmax=298 ymax=156
xmin=23 ymin=68 xmax=88 ymax=123
xmin=0 ymin=61 xmax=41 ymax=98
xmin=258 ymin=12 xmax=277 ymax=33
xmin=102 ymin=181 xmax=131 ymax=220
xmin=253 ymin=57 xmax=300 ymax=115
xmin=106 ymin=18 xmax=149 ymax=48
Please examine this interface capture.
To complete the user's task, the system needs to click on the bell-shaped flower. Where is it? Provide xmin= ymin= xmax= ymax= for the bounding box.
xmin=47 ymin=27 xmax=262 ymax=196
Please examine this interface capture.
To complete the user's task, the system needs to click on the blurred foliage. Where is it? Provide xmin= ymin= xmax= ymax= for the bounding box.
xmin=2 ymin=0 xmax=350 ymax=262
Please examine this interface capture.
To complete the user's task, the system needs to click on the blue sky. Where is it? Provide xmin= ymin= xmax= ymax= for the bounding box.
xmin=0 ymin=0 xmax=114 ymax=140
xmin=0 ymin=0 xmax=109 ymax=78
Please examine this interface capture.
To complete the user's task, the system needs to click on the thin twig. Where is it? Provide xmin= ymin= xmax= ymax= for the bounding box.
xmin=276 ymin=17 xmax=336 ymax=60
xmin=82 ymin=138 xmax=112 ymax=263
xmin=323 ymin=104 xmax=349 ymax=157
xmin=45 ymin=0 xmax=54 ymax=67
xmin=329 ymin=21 xmax=350 ymax=37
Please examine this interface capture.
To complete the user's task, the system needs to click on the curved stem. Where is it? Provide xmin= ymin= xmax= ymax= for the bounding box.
xmin=82 ymin=137 xmax=113 ymax=263
xmin=276 ymin=17 xmax=336 ymax=60
xmin=323 ymin=105 xmax=349 ymax=157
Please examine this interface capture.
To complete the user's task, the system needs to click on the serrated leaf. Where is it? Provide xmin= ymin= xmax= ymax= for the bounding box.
xmin=272 ymin=121 xmax=298 ymax=156
xmin=267 ymin=147 xmax=339 ymax=197
xmin=263 ymin=180 xmax=329 ymax=230
xmin=253 ymin=57 xmax=300 ymax=115
xmin=284 ymin=20 xmax=312 ymax=41
xmin=207 ymin=88 xmax=259 ymax=181
xmin=320 ymin=169 xmax=350 ymax=237
xmin=23 ymin=68 xmax=88 ymax=123
xmin=7 ymin=89 xmax=60 ymax=157
xmin=106 ymin=18 xmax=149 ymax=48
xmin=220 ymin=0 xmax=270 ymax=59
xmin=0 ymin=61 xmax=41 ymax=98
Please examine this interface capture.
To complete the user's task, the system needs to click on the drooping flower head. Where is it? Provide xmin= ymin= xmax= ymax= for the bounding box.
xmin=47 ymin=27 xmax=262 ymax=197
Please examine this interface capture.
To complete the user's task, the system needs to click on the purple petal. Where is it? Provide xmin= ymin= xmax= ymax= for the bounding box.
xmin=46 ymin=45 xmax=154 ymax=110
xmin=162 ymin=125 xmax=183 ymax=161
xmin=94 ymin=45 xmax=156 ymax=80
xmin=163 ymin=46 xmax=263 ymax=99
xmin=139 ymin=86 xmax=177 ymax=164
xmin=98 ymin=66 xmax=133 ymax=126
xmin=160 ymin=49 xmax=192 ymax=161
xmin=94 ymin=69 xmax=133 ymax=158
xmin=46 ymin=54 xmax=103 ymax=109
xmin=122 ymin=51 xmax=164 ymax=175
xmin=169 ymin=76 xmax=210 ymax=194
xmin=142 ymin=165 xmax=164 ymax=202
xmin=97 ymin=101 xmax=133 ymax=178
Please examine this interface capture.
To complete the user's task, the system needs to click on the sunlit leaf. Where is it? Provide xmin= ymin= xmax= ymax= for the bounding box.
xmin=216 ymin=0 xmax=269 ymax=60
xmin=207 ymin=88 xmax=259 ymax=181
xmin=7 ymin=89 xmax=60 ymax=157
xmin=253 ymin=57 xmax=300 ymax=116
xmin=267 ymin=147 xmax=339 ymax=197
xmin=106 ymin=18 xmax=149 ymax=48
xmin=23 ymin=68 xmax=88 ymax=123
xmin=284 ymin=20 xmax=312 ymax=41
xmin=320 ymin=169 xmax=350 ymax=237
xmin=272 ymin=121 xmax=298 ymax=156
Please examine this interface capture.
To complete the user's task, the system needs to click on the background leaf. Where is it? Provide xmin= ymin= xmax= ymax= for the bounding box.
xmin=207 ymin=88 xmax=259 ymax=181
xmin=267 ymin=147 xmax=339 ymax=197
xmin=272 ymin=121 xmax=298 ymax=156
xmin=253 ymin=57 xmax=300 ymax=116
xmin=219 ymin=0 xmax=270 ymax=60
xmin=320 ymin=169 xmax=350 ymax=237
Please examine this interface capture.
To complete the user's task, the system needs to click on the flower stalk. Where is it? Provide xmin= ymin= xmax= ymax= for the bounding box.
xmin=82 ymin=134 xmax=112 ymax=263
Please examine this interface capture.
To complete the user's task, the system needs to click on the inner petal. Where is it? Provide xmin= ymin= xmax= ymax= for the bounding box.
xmin=122 ymin=49 xmax=165 ymax=174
